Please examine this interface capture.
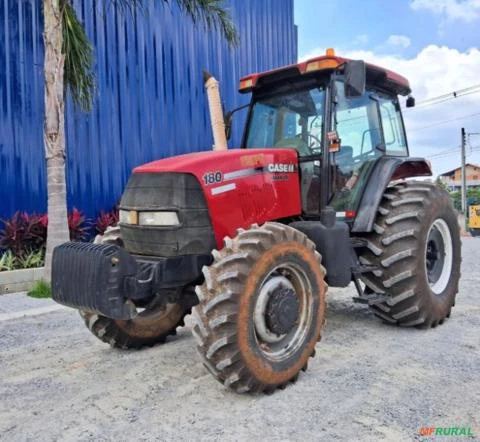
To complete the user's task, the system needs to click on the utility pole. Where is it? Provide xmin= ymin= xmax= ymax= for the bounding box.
xmin=461 ymin=127 xmax=467 ymax=228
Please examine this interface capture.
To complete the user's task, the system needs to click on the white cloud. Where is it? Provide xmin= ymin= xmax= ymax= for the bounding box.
xmin=386 ymin=35 xmax=411 ymax=48
xmin=352 ymin=34 xmax=368 ymax=46
xmin=410 ymin=0 xmax=480 ymax=23
xmin=299 ymin=45 xmax=480 ymax=175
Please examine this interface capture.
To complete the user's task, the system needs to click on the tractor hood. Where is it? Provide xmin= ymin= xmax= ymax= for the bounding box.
xmin=134 ymin=148 xmax=272 ymax=174
xmin=131 ymin=148 xmax=303 ymax=247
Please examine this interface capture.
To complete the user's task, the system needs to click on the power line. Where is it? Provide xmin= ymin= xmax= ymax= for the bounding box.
xmin=415 ymin=89 xmax=480 ymax=109
xmin=339 ymin=86 xmax=480 ymax=129
xmin=427 ymin=149 xmax=460 ymax=160
xmin=427 ymin=146 xmax=459 ymax=158
xmin=403 ymin=84 xmax=480 ymax=110
xmin=420 ymin=84 xmax=480 ymax=104
xmin=426 ymin=145 xmax=480 ymax=160
xmin=409 ymin=112 xmax=480 ymax=132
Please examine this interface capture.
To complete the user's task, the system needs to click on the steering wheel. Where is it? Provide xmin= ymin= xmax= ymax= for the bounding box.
xmin=295 ymin=133 xmax=322 ymax=155
xmin=307 ymin=133 xmax=321 ymax=149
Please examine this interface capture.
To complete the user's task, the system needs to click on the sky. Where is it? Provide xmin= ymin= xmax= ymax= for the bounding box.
xmin=294 ymin=0 xmax=480 ymax=177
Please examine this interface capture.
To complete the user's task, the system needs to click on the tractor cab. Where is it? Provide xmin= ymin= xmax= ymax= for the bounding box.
xmin=239 ymin=49 xmax=423 ymax=223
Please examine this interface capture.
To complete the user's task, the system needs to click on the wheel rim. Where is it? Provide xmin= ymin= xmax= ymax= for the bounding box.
xmin=253 ymin=262 xmax=313 ymax=361
xmin=425 ymin=219 xmax=453 ymax=295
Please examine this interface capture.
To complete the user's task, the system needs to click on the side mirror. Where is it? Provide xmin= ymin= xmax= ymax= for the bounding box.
xmin=406 ymin=96 xmax=415 ymax=108
xmin=224 ymin=111 xmax=233 ymax=140
xmin=223 ymin=103 xmax=250 ymax=141
xmin=344 ymin=60 xmax=366 ymax=97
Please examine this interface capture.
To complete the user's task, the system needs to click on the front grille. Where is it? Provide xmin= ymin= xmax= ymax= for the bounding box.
xmin=119 ymin=172 xmax=216 ymax=256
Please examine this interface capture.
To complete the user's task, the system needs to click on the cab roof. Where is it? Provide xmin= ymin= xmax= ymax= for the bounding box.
xmin=239 ymin=49 xmax=411 ymax=96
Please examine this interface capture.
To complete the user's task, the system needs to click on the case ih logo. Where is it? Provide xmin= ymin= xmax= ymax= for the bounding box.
xmin=267 ymin=163 xmax=296 ymax=173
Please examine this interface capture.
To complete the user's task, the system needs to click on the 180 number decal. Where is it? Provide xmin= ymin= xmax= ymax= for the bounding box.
xmin=203 ymin=171 xmax=223 ymax=185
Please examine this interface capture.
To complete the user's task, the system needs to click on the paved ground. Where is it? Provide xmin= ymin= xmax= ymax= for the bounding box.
xmin=0 ymin=238 xmax=479 ymax=442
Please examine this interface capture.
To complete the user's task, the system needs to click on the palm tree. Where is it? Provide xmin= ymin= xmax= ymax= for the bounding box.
xmin=42 ymin=0 xmax=238 ymax=281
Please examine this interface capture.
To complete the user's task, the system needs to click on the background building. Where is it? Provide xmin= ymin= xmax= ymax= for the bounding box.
xmin=0 ymin=0 xmax=297 ymax=220
xmin=439 ymin=164 xmax=480 ymax=191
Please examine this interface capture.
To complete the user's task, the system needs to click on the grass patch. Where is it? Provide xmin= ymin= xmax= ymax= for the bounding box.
xmin=27 ymin=280 xmax=52 ymax=299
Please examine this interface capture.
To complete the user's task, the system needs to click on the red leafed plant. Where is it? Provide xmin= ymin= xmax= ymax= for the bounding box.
xmin=95 ymin=208 xmax=119 ymax=235
xmin=0 ymin=212 xmax=47 ymax=257
xmin=1 ymin=208 xmax=92 ymax=257
xmin=68 ymin=208 xmax=89 ymax=241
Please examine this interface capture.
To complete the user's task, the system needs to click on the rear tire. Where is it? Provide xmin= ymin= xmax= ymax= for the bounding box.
xmin=191 ymin=222 xmax=326 ymax=393
xmin=357 ymin=181 xmax=461 ymax=327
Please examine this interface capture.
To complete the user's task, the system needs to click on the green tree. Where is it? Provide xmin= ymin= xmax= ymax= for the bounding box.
xmin=447 ymin=188 xmax=480 ymax=212
xmin=43 ymin=0 xmax=238 ymax=280
xmin=450 ymin=191 xmax=461 ymax=211
xmin=434 ymin=176 xmax=447 ymax=191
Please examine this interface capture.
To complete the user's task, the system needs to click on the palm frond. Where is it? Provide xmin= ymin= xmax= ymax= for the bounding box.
xmin=166 ymin=0 xmax=239 ymax=46
xmin=110 ymin=0 xmax=238 ymax=46
xmin=105 ymin=0 xmax=144 ymax=14
xmin=62 ymin=1 xmax=95 ymax=111
xmin=61 ymin=0 xmax=237 ymax=112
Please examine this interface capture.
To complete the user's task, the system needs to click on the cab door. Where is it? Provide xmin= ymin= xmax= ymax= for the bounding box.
xmin=329 ymin=82 xmax=406 ymax=219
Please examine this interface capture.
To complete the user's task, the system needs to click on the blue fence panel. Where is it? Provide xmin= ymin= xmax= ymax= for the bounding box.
xmin=0 ymin=0 xmax=297 ymax=220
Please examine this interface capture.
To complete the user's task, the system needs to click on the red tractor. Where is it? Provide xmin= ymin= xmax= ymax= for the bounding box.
xmin=52 ymin=50 xmax=461 ymax=394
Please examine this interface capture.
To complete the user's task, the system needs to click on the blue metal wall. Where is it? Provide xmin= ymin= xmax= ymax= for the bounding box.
xmin=0 ymin=0 xmax=297 ymax=220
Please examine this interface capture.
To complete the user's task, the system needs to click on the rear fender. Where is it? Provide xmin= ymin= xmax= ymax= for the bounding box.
xmin=352 ymin=157 xmax=431 ymax=233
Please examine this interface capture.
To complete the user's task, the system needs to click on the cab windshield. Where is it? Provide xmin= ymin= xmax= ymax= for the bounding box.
xmin=244 ymin=86 xmax=325 ymax=157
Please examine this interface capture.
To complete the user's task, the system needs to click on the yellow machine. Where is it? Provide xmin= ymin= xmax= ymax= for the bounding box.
xmin=469 ymin=204 xmax=480 ymax=236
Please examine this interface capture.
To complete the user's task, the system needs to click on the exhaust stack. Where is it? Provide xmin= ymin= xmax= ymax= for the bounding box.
xmin=203 ymin=71 xmax=228 ymax=151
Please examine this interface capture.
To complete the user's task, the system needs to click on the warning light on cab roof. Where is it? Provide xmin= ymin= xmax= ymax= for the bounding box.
xmin=239 ymin=48 xmax=343 ymax=91
xmin=305 ymin=48 xmax=341 ymax=72
xmin=239 ymin=77 xmax=253 ymax=90
xmin=305 ymin=58 xmax=340 ymax=72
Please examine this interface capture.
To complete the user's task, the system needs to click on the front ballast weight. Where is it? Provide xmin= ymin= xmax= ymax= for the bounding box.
xmin=53 ymin=239 xmax=211 ymax=321
xmin=52 ymin=242 xmax=154 ymax=319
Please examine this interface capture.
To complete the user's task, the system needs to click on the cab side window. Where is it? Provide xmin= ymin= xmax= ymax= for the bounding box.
xmin=245 ymin=103 xmax=276 ymax=147
xmin=379 ymin=98 xmax=408 ymax=156
xmin=335 ymin=85 xmax=382 ymax=158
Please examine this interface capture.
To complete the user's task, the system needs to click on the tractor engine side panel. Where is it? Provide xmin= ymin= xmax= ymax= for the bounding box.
xmin=205 ymin=153 xmax=301 ymax=247
xmin=135 ymin=149 xmax=302 ymax=248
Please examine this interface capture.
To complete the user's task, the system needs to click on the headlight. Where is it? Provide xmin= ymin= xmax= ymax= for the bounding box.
xmin=119 ymin=209 xmax=132 ymax=224
xmin=138 ymin=211 xmax=180 ymax=226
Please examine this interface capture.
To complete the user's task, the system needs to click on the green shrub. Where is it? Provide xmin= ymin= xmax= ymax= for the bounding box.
xmin=0 ymin=249 xmax=45 ymax=271
xmin=0 ymin=250 xmax=17 ymax=271
xmin=27 ymin=280 xmax=52 ymax=299
xmin=17 ymin=249 xmax=45 ymax=269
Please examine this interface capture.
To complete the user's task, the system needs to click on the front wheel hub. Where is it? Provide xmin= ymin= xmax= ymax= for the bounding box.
xmin=265 ymin=287 xmax=299 ymax=335
xmin=254 ymin=276 xmax=299 ymax=344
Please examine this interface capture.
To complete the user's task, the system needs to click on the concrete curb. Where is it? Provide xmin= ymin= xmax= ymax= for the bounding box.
xmin=0 ymin=267 xmax=45 ymax=295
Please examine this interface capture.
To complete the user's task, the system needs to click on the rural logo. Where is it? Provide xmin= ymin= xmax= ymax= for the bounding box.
xmin=418 ymin=426 xmax=475 ymax=437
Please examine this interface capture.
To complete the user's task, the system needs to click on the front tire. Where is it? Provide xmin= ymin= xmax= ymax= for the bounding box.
xmin=80 ymin=304 xmax=189 ymax=349
xmin=191 ymin=223 xmax=326 ymax=394
xmin=358 ymin=181 xmax=461 ymax=327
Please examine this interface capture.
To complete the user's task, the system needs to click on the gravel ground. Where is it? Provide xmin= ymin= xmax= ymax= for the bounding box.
xmin=0 ymin=238 xmax=479 ymax=442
